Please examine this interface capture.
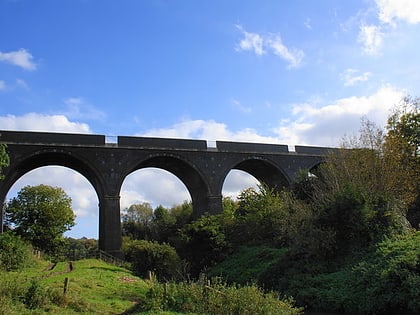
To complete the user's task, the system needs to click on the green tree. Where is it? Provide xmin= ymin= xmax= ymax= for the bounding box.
xmin=4 ymin=184 xmax=75 ymax=255
xmin=123 ymin=238 xmax=182 ymax=280
xmin=384 ymin=96 xmax=420 ymax=228
xmin=0 ymin=143 xmax=9 ymax=180
xmin=121 ymin=202 xmax=154 ymax=240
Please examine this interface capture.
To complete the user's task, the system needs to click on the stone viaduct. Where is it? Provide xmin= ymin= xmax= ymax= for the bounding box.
xmin=0 ymin=130 xmax=335 ymax=257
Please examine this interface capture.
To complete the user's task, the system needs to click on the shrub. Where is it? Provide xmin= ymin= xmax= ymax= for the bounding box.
xmin=123 ymin=239 xmax=182 ymax=281
xmin=0 ymin=231 xmax=33 ymax=271
xmin=141 ymin=276 xmax=303 ymax=315
xmin=266 ymin=232 xmax=420 ymax=314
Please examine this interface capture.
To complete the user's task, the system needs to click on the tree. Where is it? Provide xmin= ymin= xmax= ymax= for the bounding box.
xmin=0 ymin=143 xmax=9 ymax=179
xmin=4 ymin=184 xmax=75 ymax=255
xmin=384 ymin=96 xmax=420 ymax=228
xmin=121 ymin=202 xmax=154 ymax=240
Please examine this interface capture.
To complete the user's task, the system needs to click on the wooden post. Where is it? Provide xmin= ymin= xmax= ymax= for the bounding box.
xmin=63 ymin=277 xmax=69 ymax=295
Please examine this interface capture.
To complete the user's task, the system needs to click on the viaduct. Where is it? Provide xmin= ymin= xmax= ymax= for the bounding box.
xmin=0 ymin=130 xmax=335 ymax=257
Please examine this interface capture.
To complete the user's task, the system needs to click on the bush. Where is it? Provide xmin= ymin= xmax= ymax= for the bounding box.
xmin=266 ymin=232 xmax=420 ymax=314
xmin=140 ymin=276 xmax=303 ymax=315
xmin=0 ymin=231 xmax=33 ymax=271
xmin=209 ymin=246 xmax=288 ymax=285
xmin=123 ymin=239 xmax=182 ymax=281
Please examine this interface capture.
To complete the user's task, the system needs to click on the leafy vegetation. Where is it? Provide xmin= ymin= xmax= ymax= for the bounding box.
xmin=0 ymin=231 xmax=34 ymax=271
xmin=138 ymin=276 xmax=302 ymax=315
xmin=0 ymin=143 xmax=9 ymax=180
xmin=4 ymin=184 xmax=76 ymax=256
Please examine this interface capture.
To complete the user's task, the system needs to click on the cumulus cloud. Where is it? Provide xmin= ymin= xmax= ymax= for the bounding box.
xmin=274 ymin=85 xmax=405 ymax=146
xmin=0 ymin=113 xmax=91 ymax=133
xmin=141 ymin=119 xmax=278 ymax=144
xmin=376 ymin=0 xmax=420 ymax=25
xmin=0 ymin=49 xmax=37 ymax=70
xmin=341 ymin=68 xmax=372 ymax=86
xmin=235 ymin=25 xmax=304 ymax=68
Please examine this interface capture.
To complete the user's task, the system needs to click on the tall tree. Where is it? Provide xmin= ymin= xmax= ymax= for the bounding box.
xmin=5 ymin=184 xmax=75 ymax=255
xmin=384 ymin=96 xmax=420 ymax=228
xmin=121 ymin=202 xmax=154 ymax=239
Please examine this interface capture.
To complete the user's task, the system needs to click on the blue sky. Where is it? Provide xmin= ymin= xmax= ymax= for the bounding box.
xmin=1 ymin=0 xmax=420 ymax=238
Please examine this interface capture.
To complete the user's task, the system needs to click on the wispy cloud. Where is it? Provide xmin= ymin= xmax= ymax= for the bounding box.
xmin=235 ymin=25 xmax=265 ymax=55
xmin=230 ymin=98 xmax=252 ymax=113
xmin=341 ymin=68 xmax=372 ymax=86
xmin=304 ymin=18 xmax=312 ymax=30
xmin=0 ymin=48 xmax=37 ymax=70
xmin=0 ymin=80 xmax=6 ymax=91
xmin=235 ymin=25 xmax=304 ymax=68
xmin=358 ymin=24 xmax=384 ymax=55
xmin=62 ymin=97 xmax=106 ymax=121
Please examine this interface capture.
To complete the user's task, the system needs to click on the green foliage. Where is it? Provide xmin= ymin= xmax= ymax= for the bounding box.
xmin=123 ymin=239 xmax=182 ymax=281
xmin=180 ymin=213 xmax=231 ymax=276
xmin=0 ymin=143 xmax=9 ymax=180
xmin=262 ymin=232 xmax=420 ymax=314
xmin=64 ymin=237 xmax=98 ymax=260
xmin=0 ymin=231 xmax=34 ymax=271
xmin=4 ymin=184 xmax=75 ymax=255
xmin=232 ymin=185 xmax=288 ymax=247
xmin=140 ymin=276 xmax=302 ymax=315
xmin=122 ymin=202 xmax=154 ymax=240
xmin=208 ymin=246 xmax=288 ymax=285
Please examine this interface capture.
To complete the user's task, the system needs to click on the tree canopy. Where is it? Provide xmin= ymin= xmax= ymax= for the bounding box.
xmin=5 ymin=184 xmax=76 ymax=255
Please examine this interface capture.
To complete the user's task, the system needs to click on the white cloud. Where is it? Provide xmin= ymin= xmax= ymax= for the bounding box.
xmin=0 ymin=113 xmax=91 ymax=133
xmin=266 ymin=35 xmax=304 ymax=69
xmin=0 ymin=80 xmax=6 ymax=91
xmin=341 ymin=68 xmax=372 ymax=86
xmin=274 ymin=85 xmax=405 ymax=146
xmin=0 ymin=49 xmax=37 ymax=70
xmin=358 ymin=24 xmax=384 ymax=55
xmin=376 ymin=0 xmax=420 ymax=25
xmin=141 ymin=119 xmax=278 ymax=144
xmin=121 ymin=169 xmax=191 ymax=210
xmin=235 ymin=25 xmax=265 ymax=55
xmin=235 ymin=25 xmax=304 ymax=68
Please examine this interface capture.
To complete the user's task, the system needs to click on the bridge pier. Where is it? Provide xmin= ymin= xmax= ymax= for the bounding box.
xmin=98 ymin=195 xmax=122 ymax=258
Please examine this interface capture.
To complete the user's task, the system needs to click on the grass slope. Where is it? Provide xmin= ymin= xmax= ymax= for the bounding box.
xmin=0 ymin=258 xmax=172 ymax=314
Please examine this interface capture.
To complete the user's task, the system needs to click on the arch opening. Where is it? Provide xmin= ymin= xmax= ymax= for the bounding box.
xmin=222 ymin=170 xmax=260 ymax=200
xmin=122 ymin=155 xmax=210 ymax=217
xmin=120 ymin=167 xmax=191 ymax=211
xmin=5 ymin=166 xmax=99 ymax=239
xmin=222 ymin=158 xmax=290 ymax=202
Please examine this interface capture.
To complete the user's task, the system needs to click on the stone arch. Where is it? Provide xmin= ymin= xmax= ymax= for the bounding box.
xmin=121 ymin=153 xmax=211 ymax=218
xmin=224 ymin=156 xmax=290 ymax=193
xmin=0 ymin=149 xmax=104 ymax=206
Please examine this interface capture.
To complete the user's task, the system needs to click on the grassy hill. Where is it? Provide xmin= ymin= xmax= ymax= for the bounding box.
xmin=0 ymin=257 xmax=302 ymax=315
xmin=0 ymin=258 xmax=155 ymax=314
